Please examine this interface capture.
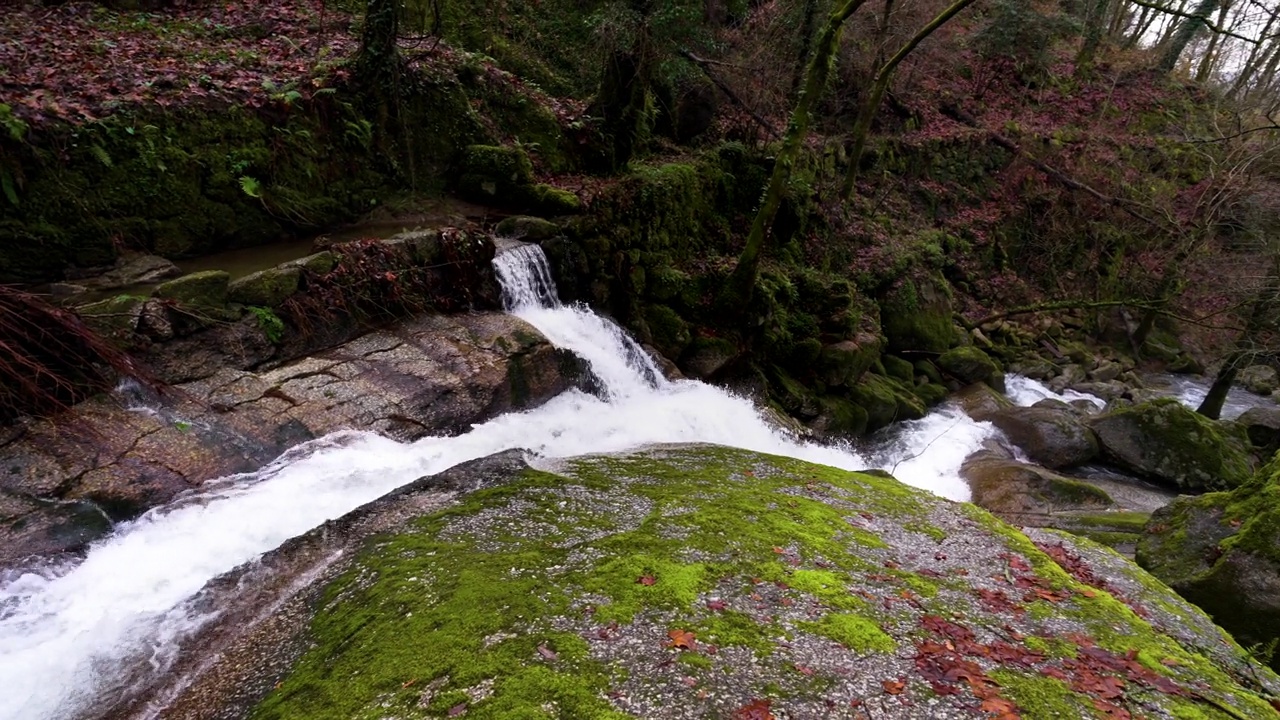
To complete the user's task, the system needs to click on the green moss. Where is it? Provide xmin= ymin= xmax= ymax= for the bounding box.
xmin=693 ymin=611 xmax=778 ymax=656
xmin=989 ymin=670 xmax=1098 ymax=719
xmin=1068 ymin=511 xmax=1151 ymax=533
xmin=801 ymin=613 xmax=894 ymax=653
xmin=527 ymin=184 xmax=581 ymax=215
xmin=153 ymin=270 xmax=230 ymax=307
xmin=642 ymin=304 xmax=691 ymax=360
xmin=878 ymin=273 xmax=955 ymax=354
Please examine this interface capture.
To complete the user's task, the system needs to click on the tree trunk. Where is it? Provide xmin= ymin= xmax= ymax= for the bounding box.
xmin=357 ymin=0 xmax=400 ymax=79
xmin=1158 ymin=0 xmax=1221 ymax=72
xmin=717 ymin=0 xmax=872 ymax=316
xmin=1197 ymin=351 xmax=1244 ymax=419
xmin=1193 ymin=0 xmax=1231 ymax=81
xmin=840 ymin=0 xmax=979 ymax=200
xmin=1077 ymin=0 xmax=1114 ymax=71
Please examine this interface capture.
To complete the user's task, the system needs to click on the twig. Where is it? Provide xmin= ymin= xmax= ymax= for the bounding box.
xmin=679 ymin=49 xmax=781 ymax=140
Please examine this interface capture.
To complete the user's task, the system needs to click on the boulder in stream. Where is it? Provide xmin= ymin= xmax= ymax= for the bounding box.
xmin=1240 ymin=364 xmax=1279 ymax=396
xmin=986 ymin=404 xmax=1099 ymax=469
xmin=127 ymin=445 xmax=1280 ymax=719
xmin=1087 ymin=399 xmax=1254 ymax=491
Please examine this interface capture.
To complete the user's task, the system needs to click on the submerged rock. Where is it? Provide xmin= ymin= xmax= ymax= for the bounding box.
xmin=129 ymin=445 xmax=1280 ymax=719
xmin=1088 ymin=399 xmax=1254 ymax=491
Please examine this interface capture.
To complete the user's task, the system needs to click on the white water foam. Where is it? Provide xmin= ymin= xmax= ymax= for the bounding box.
xmin=0 ymin=244 xmax=1004 ymax=720
xmin=1005 ymin=374 xmax=1105 ymax=410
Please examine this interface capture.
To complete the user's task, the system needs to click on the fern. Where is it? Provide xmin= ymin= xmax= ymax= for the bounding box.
xmin=248 ymin=306 xmax=285 ymax=344
xmin=89 ymin=144 xmax=113 ymax=167
xmin=239 ymin=175 xmax=263 ymax=199
xmin=1 ymin=168 xmax=17 ymax=207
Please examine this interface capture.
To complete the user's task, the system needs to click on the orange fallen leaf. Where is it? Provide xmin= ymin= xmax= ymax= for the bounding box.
xmin=732 ymin=698 xmax=775 ymax=719
xmin=666 ymin=628 xmax=697 ymax=651
xmin=883 ymin=679 xmax=905 ymax=695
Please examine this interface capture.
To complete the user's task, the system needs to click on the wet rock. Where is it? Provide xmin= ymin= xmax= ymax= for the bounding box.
xmin=952 ymin=382 xmax=1012 ymax=420
xmin=457 ymin=144 xmax=534 ymax=204
xmin=1088 ymin=398 xmax=1254 ymax=491
xmin=936 ymin=346 xmax=1005 ymax=392
xmin=1048 ymin=363 xmax=1086 ymax=392
xmin=527 ymin=184 xmax=582 ymax=215
xmin=153 ymin=270 xmax=231 ymax=308
xmin=282 ymin=251 xmax=337 ymax=276
xmin=878 ymin=272 xmax=954 ymax=354
xmin=1240 ymin=364 xmax=1278 ymax=396
xmin=227 ymin=266 xmax=300 ymax=307
xmin=987 ymin=405 xmax=1099 ymax=469
xmin=1088 ymin=359 xmax=1124 ymax=383
xmin=963 ymin=449 xmax=1113 ymax=520
xmin=642 ymin=304 xmax=691 ymax=360
xmin=131 ymin=445 xmax=1280 ymax=719
xmin=77 ymin=294 xmax=146 ymax=334
xmin=0 ymin=313 xmax=582 ymax=567
xmin=1072 ymin=380 xmax=1129 ymax=402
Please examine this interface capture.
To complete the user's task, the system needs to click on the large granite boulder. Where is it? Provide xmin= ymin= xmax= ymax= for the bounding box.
xmin=1087 ymin=399 xmax=1254 ymax=491
xmin=117 ymin=446 xmax=1280 ymax=719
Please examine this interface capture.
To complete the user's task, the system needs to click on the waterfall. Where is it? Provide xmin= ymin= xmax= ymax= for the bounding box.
xmin=0 ymin=242 xmax=1010 ymax=720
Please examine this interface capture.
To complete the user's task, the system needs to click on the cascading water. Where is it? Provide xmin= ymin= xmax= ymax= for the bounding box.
xmin=0 ymin=243 xmax=1027 ymax=720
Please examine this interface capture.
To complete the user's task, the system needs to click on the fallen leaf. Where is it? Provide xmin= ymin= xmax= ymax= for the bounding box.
xmin=637 ymin=575 xmax=657 ymax=586
xmin=401 ymin=679 xmax=418 ymax=688
xmin=706 ymin=599 xmax=728 ymax=611
xmin=667 ymin=628 xmax=697 ymax=651
xmin=536 ymin=644 xmax=558 ymax=660
xmin=795 ymin=664 xmax=815 ymax=676
xmin=732 ymin=698 xmax=775 ymax=719
xmin=883 ymin=679 xmax=906 ymax=695
xmin=448 ymin=702 xmax=467 ymax=717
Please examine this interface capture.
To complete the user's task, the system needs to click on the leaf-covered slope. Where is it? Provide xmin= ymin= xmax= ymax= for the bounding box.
xmin=252 ymin=445 xmax=1280 ymax=720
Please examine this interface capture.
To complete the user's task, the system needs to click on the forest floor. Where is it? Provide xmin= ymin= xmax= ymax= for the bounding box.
xmin=0 ymin=0 xmax=358 ymax=126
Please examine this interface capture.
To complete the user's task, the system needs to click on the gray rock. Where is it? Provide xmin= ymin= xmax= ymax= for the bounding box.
xmin=153 ymin=270 xmax=231 ymax=308
xmin=1236 ymin=405 xmax=1280 ymax=449
xmin=1240 ymin=364 xmax=1278 ymax=396
xmin=495 ymin=215 xmax=561 ymax=241
xmin=987 ymin=405 xmax=1099 ymax=469
xmin=89 ymin=253 xmax=181 ymax=290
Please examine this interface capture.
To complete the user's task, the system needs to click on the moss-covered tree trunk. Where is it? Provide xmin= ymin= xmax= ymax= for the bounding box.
xmin=1075 ymin=0 xmax=1113 ymax=72
xmin=717 ymin=0 xmax=872 ymax=316
xmin=839 ymin=0 xmax=978 ymax=200
xmin=1157 ymin=0 xmax=1221 ymax=73
xmin=357 ymin=0 xmax=417 ymax=187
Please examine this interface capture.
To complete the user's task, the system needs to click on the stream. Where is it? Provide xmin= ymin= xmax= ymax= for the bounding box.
xmin=0 ymin=245 xmax=1172 ymax=719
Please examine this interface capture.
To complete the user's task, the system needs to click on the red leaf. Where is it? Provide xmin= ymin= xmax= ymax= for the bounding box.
xmin=706 ymin=599 xmax=727 ymax=612
xmin=882 ymin=679 xmax=906 ymax=695
xmin=666 ymin=628 xmax=697 ymax=651
xmin=637 ymin=575 xmax=656 ymax=586
xmin=732 ymin=698 xmax=775 ymax=720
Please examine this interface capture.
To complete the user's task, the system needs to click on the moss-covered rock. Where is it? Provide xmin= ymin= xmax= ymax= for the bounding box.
xmin=1137 ymin=456 xmax=1280 ymax=671
xmin=283 ymin=251 xmax=337 ymax=276
xmin=495 ymin=215 xmax=561 ymax=241
xmin=849 ymin=373 xmax=926 ymax=432
xmin=882 ymin=354 xmax=915 ymax=384
xmin=152 ymin=270 xmax=231 ymax=308
xmin=878 ymin=272 xmax=955 ymax=354
xmin=679 ymin=335 xmax=737 ymax=379
xmin=1088 ymin=399 xmax=1254 ymax=491
xmin=817 ymin=335 xmax=881 ymax=389
xmin=963 ymin=450 xmax=1114 ymax=519
xmin=77 ymin=294 xmax=146 ymax=335
xmin=937 ymin=346 xmax=1005 ymax=393
xmin=527 ymin=183 xmax=582 ymax=215
xmin=227 ymin=266 xmax=300 ymax=308
xmin=457 ymin=144 xmax=535 ymax=204
xmin=642 ymin=304 xmax=691 ymax=360
xmin=226 ymin=446 xmax=1280 ymax=719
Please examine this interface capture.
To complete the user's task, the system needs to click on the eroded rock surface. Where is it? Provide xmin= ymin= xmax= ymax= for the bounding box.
xmin=0 ymin=313 xmax=581 ymax=567
xmin=119 ymin=445 xmax=1280 ymax=720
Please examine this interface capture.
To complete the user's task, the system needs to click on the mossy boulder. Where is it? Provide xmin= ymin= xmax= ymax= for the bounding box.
xmin=77 ymin=294 xmax=145 ymax=335
xmin=457 ymin=144 xmax=535 ymax=204
xmin=963 ymin=450 xmax=1114 ymax=519
xmin=1088 ymin=399 xmax=1254 ymax=491
xmin=937 ymin=346 xmax=1005 ymax=393
xmin=679 ymin=335 xmax=737 ymax=379
xmin=186 ymin=446 xmax=1280 ymax=719
xmin=151 ymin=270 xmax=230 ymax=308
xmin=953 ymin=382 xmax=1013 ymax=420
xmin=1238 ymin=405 xmax=1280 ymax=452
xmin=1240 ymin=364 xmax=1279 ymax=396
xmin=1137 ymin=457 xmax=1280 ymax=671
xmin=849 ymin=373 xmax=926 ymax=432
xmin=283 ymin=251 xmax=337 ymax=276
xmin=642 ymin=304 xmax=692 ymax=360
xmin=528 ymin=183 xmax=582 ymax=215
xmin=816 ymin=334 xmax=881 ymax=389
xmin=987 ymin=405 xmax=1099 ymax=469
xmin=495 ymin=215 xmax=561 ymax=241
xmin=878 ymin=273 xmax=955 ymax=354
xmin=882 ymin=354 xmax=915 ymax=384
xmin=227 ymin=266 xmax=300 ymax=308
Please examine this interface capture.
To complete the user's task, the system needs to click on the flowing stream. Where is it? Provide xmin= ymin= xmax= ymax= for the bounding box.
xmin=1 ymin=243 xmax=1062 ymax=720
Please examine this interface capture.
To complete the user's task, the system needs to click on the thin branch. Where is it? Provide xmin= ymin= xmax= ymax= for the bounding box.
xmin=680 ymin=49 xmax=781 ymax=140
